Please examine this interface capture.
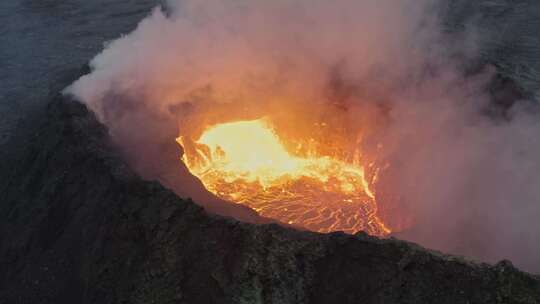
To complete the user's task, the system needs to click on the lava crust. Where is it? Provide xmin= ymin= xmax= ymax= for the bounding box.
xmin=0 ymin=88 xmax=539 ymax=303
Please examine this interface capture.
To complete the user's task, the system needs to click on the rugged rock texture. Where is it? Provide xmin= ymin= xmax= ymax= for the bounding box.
xmin=2 ymin=1 xmax=540 ymax=302
xmin=1 ymin=94 xmax=540 ymax=304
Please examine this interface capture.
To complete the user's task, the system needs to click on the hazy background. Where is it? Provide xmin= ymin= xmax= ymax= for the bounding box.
xmin=4 ymin=0 xmax=540 ymax=144
xmin=0 ymin=0 xmax=160 ymax=146
xmin=3 ymin=0 xmax=540 ymax=272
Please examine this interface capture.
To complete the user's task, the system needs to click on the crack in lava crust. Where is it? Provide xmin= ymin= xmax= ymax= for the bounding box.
xmin=178 ymin=119 xmax=390 ymax=236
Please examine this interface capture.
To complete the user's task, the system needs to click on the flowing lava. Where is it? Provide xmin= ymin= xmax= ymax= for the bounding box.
xmin=177 ymin=119 xmax=390 ymax=236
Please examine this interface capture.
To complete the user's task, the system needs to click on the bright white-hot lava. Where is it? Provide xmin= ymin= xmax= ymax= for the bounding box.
xmin=64 ymin=0 xmax=540 ymax=272
xmin=178 ymin=119 xmax=390 ymax=236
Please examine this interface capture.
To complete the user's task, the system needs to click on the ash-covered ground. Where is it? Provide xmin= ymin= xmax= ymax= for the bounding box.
xmin=2 ymin=1 xmax=540 ymax=302
xmin=0 ymin=0 xmax=160 ymax=146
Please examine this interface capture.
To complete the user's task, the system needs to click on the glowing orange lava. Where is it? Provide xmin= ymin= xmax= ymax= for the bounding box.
xmin=177 ymin=119 xmax=390 ymax=236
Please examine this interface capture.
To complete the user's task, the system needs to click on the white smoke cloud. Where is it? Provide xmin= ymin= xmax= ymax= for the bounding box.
xmin=66 ymin=0 xmax=540 ymax=272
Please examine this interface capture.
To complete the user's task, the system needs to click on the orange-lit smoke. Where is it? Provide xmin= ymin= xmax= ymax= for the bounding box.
xmin=66 ymin=0 xmax=540 ymax=272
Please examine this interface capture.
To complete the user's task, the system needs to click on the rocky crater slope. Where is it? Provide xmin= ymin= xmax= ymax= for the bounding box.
xmin=1 ymin=90 xmax=539 ymax=303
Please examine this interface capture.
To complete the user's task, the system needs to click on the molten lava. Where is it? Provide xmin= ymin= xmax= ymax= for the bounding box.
xmin=177 ymin=119 xmax=390 ymax=236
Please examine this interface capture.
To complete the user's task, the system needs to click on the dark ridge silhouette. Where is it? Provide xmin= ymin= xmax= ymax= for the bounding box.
xmin=0 ymin=89 xmax=539 ymax=304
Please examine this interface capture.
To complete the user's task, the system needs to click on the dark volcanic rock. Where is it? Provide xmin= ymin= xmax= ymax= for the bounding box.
xmin=1 ymin=96 xmax=540 ymax=304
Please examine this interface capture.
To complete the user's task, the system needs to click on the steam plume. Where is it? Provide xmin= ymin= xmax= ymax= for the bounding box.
xmin=66 ymin=0 xmax=540 ymax=272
